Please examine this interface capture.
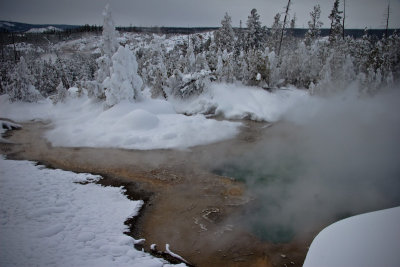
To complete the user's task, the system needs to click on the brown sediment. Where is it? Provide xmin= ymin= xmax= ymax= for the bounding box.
xmin=0 ymin=119 xmax=312 ymax=267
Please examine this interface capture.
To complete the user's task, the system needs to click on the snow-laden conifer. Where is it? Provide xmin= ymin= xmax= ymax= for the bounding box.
xmin=305 ymin=5 xmax=323 ymax=47
xmin=104 ymin=46 xmax=143 ymax=107
xmin=246 ymin=9 xmax=265 ymax=50
xmin=214 ymin=12 xmax=235 ymax=52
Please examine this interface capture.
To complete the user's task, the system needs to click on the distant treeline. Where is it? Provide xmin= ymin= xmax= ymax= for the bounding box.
xmin=1 ymin=22 xmax=398 ymax=39
xmin=76 ymin=25 xmax=399 ymax=39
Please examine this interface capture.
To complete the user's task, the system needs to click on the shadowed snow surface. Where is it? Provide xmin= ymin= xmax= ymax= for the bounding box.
xmin=304 ymin=207 xmax=400 ymax=267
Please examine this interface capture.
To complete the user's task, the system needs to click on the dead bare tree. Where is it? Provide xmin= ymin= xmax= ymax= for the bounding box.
xmin=342 ymin=0 xmax=346 ymax=39
xmin=385 ymin=2 xmax=390 ymax=37
xmin=278 ymin=0 xmax=291 ymax=56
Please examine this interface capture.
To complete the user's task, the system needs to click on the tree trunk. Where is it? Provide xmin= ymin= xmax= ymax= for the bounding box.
xmin=342 ymin=0 xmax=346 ymax=39
xmin=278 ymin=0 xmax=291 ymax=56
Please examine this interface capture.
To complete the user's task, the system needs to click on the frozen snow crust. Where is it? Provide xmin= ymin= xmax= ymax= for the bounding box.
xmin=0 ymin=157 xmax=184 ymax=267
xmin=304 ymin=206 xmax=400 ymax=267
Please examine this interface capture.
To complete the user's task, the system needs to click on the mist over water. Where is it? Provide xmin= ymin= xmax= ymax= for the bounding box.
xmin=214 ymin=87 xmax=400 ymax=243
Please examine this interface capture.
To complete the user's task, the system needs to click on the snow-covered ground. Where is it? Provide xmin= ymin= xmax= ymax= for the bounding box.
xmin=0 ymin=156 xmax=184 ymax=267
xmin=304 ymin=206 xmax=400 ymax=267
xmin=0 ymin=92 xmax=241 ymax=150
xmin=0 ymin=81 xmax=310 ymax=151
xmin=0 ymin=83 xmax=310 ymax=150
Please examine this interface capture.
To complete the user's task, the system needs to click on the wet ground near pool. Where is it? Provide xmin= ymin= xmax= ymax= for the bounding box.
xmin=1 ymin=118 xmax=399 ymax=267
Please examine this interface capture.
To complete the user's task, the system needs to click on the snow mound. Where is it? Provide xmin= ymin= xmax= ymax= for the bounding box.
xmin=0 ymin=157 xmax=182 ymax=267
xmin=0 ymin=95 xmax=240 ymax=150
xmin=171 ymin=83 xmax=309 ymax=122
xmin=116 ymin=109 xmax=159 ymax=131
xmin=44 ymin=98 xmax=240 ymax=150
xmin=304 ymin=207 xmax=400 ymax=267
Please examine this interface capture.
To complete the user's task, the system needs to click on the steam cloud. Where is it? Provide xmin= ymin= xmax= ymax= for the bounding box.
xmin=215 ymin=86 xmax=400 ymax=242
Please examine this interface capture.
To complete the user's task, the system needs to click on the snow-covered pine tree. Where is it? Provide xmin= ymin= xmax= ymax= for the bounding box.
xmin=89 ymin=4 xmax=119 ymax=99
xmin=185 ymin=41 xmax=196 ymax=73
xmin=149 ymin=47 xmax=168 ymax=99
xmin=55 ymin=80 xmax=68 ymax=103
xmin=328 ymin=0 xmax=343 ymax=43
xmin=268 ymin=13 xmax=282 ymax=52
xmin=214 ymin=12 xmax=235 ymax=52
xmin=234 ymin=20 xmax=245 ymax=57
xmin=5 ymin=56 xmax=42 ymax=102
xmin=195 ymin=52 xmax=210 ymax=72
xmin=33 ymin=59 xmax=59 ymax=97
xmin=216 ymin=49 xmax=235 ymax=83
xmin=103 ymin=46 xmax=143 ymax=107
xmin=305 ymin=4 xmax=323 ymax=47
xmin=215 ymin=49 xmax=223 ymax=81
xmin=240 ymin=52 xmax=251 ymax=83
xmin=246 ymin=9 xmax=265 ymax=51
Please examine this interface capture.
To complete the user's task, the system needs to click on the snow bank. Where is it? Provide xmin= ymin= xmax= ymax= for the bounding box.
xmin=304 ymin=207 xmax=400 ymax=267
xmin=171 ymin=83 xmax=309 ymax=122
xmin=0 ymin=157 xmax=184 ymax=267
xmin=0 ymin=95 xmax=240 ymax=150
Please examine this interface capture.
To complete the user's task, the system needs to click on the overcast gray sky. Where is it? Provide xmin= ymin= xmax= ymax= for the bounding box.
xmin=0 ymin=0 xmax=399 ymax=29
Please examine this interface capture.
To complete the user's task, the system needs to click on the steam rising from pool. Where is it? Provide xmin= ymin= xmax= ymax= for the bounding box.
xmin=213 ymin=88 xmax=400 ymax=243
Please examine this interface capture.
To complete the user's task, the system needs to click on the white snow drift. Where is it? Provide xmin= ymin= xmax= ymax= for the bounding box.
xmin=304 ymin=206 xmax=400 ymax=267
xmin=0 ymin=94 xmax=241 ymax=150
xmin=0 ymin=157 xmax=184 ymax=267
